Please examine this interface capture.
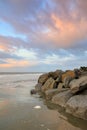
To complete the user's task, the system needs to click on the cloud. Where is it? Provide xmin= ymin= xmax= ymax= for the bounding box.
xmin=40 ymin=50 xmax=87 ymax=70
xmin=0 ymin=58 xmax=39 ymax=68
xmin=0 ymin=35 xmax=30 ymax=52
xmin=0 ymin=47 xmax=86 ymax=71
xmin=41 ymin=53 xmax=76 ymax=65
xmin=14 ymin=48 xmax=38 ymax=60
xmin=0 ymin=0 xmax=87 ymax=71
xmin=0 ymin=0 xmax=87 ymax=50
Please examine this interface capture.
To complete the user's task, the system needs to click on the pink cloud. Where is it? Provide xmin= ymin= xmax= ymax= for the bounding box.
xmin=0 ymin=59 xmax=39 ymax=68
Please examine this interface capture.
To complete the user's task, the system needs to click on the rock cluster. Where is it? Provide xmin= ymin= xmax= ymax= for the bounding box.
xmin=31 ymin=67 xmax=87 ymax=120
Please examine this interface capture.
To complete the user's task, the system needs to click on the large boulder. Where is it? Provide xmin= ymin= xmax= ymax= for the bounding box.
xmin=66 ymin=95 xmax=87 ymax=120
xmin=41 ymin=77 xmax=56 ymax=92
xmin=63 ymin=76 xmax=72 ymax=88
xmin=70 ymin=76 xmax=87 ymax=94
xmin=38 ymin=73 xmax=49 ymax=85
xmin=45 ymin=88 xmax=69 ymax=100
xmin=48 ymin=70 xmax=63 ymax=80
xmin=45 ymin=89 xmax=59 ymax=100
xmin=61 ymin=70 xmax=76 ymax=83
xmin=52 ymin=90 xmax=73 ymax=107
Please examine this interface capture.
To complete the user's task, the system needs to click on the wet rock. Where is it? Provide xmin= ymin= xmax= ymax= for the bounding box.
xmin=30 ymin=89 xmax=37 ymax=94
xmin=70 ymin=76 xmax=87 ymax=94
xmin=52 ymin=90 xmax=73 ymax=107
xmin=38 ymin=73 xmax=49 ymax=85
xmin=41 ymin=77 xmax=56 ymax=92
xmin=35 ymin=83 xmax=42 ymax=92
xmin=66 ymin=95 xmax=87 ymax=120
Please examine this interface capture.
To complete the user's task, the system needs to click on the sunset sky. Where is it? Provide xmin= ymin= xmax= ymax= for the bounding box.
xmin=0 ymin=0 xmax=87 ymax=72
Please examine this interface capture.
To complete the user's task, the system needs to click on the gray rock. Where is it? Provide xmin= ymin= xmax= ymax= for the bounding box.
xmin=66 ymin=95 xmax=87 ymax=120
xmin=45 ymin=89 xmax=59 ymax=100
xmin=70 ymin=76 xmax=87 ymax=94
xmin=52 ymin=90 xmax=73 ymax=107
xmin=45 ymin=88 xmax=69 ymax=100
xmin=41 ymin=77 xmax=55 ymax=92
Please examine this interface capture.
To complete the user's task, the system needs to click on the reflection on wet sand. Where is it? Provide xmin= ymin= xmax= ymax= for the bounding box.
xmin=0 ymin=100 xmax=9 ymax=110
xmin=43 ymin=99 xmax=87 ymax=130
xmin=0 ymin=99 xmax=9 ymax=116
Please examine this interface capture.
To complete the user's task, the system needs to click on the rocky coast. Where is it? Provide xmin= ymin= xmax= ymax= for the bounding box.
xmin=31 ymin=67 xmax=87 ymax=120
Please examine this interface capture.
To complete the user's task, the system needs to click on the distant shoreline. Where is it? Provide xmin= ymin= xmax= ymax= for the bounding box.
xmin=0 ymin=72 xmax=44 ymax=75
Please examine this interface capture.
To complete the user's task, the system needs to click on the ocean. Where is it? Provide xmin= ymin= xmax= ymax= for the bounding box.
xmin=0 ymin=73 xmax=87 ymax=130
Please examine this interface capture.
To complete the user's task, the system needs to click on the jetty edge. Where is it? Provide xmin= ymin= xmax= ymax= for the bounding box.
xmin=31 ymin=66 xmax=87 ymax=120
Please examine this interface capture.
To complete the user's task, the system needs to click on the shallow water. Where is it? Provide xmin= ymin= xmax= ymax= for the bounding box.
xmin=0 ymin=74 xmax=87 ymax=130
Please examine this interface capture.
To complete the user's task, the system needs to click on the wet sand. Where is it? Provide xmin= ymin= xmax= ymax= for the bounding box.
xmin=0 ymin=74 xmax=87 ymax=130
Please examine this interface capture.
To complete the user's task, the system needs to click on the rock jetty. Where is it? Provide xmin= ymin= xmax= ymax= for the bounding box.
xmin=31 ymin=67 xmax=87 ymax=120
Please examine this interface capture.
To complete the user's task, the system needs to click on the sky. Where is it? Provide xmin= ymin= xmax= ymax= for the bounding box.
xmin=0 ymin=0 xmax=87 ymax=72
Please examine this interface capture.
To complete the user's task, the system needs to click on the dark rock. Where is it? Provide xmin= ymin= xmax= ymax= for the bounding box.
xmin=30 ymin=89 xmax=37 ymax=95
xmin=80 ymin=66 xmax=87 ymax=72
xmin=81 ymin=89 xmax=87 ymax=95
